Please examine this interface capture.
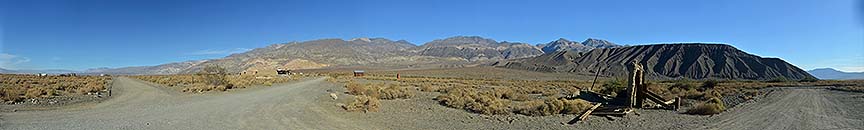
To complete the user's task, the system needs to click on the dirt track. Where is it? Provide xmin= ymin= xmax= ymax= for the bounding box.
xmin=0 ymin=77 xmax=378 ymax=130
xmin=700 ymin=88 xmax=864 ymax=130
xmin=2 ymin=78 xmax=863 ymax=130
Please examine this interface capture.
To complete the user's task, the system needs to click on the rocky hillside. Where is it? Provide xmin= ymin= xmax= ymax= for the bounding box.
xmin=537 ymin=38 xmax=622 ymax=54
xmin=87 ymin=60 xmax=207 ymax=75
xmin=412 ymin=36 xmax=544 ymax=61
xmin=808 ymin=68 xmax=864 ymax=80
xmin=93 ymin=36 xmax=551 ymax=74
xmin=495 ymin=43 xmax=815 ymax=80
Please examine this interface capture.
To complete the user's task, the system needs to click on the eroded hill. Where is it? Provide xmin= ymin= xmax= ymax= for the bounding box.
xmin=494 ymin=43 xmax=815 ymax=80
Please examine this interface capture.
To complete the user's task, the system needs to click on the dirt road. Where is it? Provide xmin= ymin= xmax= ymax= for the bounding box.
xmin=0 ymin=77 xmax=377 ymax=130
xmin=701 ymin=88 xmax=864 ymax=130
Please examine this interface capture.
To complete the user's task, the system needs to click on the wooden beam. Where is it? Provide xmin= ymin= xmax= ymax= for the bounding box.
xmin=579 ymin=103 xmax=603 ymax=120
xmin=568 ymin=103 xmax=602 ymax=124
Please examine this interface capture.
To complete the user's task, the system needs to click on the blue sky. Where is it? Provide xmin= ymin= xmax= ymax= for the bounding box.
xmin=1 ymin=0 xmax=862 ymax=72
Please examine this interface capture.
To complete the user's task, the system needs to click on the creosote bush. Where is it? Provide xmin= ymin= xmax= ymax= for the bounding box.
xmin=516 ymin=98 xmax=592 ymax=116
xmin=599 ymin=79 xmax=626 ymax=96
xmin=344 ymin=81 xmax=414 ymax=100
xmin=686 ymin=97 xmax=726 ymax=115
xmin=134 ymin=74 xmax=297 ymax=93
xmin=435 ymin=88 xmax=510 ymax=115
xmin=343 ymin=95 xmax=380 ymax=112
xmin=0 ymin=74 xmax=109 ymax=103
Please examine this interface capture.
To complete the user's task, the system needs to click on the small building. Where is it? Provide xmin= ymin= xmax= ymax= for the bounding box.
xmin=277 ymin=69 xmax=291 ymax=75
xmin=353 ymin=70 xmax=365 ymax=77
xmin=59 ymin=73 xmax=77 ymax=77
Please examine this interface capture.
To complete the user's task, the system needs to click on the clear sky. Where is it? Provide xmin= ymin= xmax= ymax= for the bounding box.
xmin=1 ymin=0 xmax=862 ymax=72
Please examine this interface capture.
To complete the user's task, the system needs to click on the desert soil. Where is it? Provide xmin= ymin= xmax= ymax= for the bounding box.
xmin=2 ymin=78 xmax=862 ymax=130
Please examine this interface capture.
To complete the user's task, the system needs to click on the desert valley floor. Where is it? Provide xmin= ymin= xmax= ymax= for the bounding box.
xmin=2 ymin=76 xmax=862 ymax=130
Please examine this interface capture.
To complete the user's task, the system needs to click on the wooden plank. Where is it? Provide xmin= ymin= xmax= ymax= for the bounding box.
xmin=579 ymin=103 xmax=603 ymax=120
xmin=568 ymin=103 xmax=603 ymax=124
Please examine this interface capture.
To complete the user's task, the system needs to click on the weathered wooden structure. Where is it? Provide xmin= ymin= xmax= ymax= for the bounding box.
xmin=570 ymin=61 xmax=680 ymax=124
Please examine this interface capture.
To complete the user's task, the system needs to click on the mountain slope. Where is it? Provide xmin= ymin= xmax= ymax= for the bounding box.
xmin=413 ymin=36 xmax=544 ymax=61
xmin=808 ymin=68 xmax=864 ymax=80
xmin=88 ymin=60 xmax=207 ymax=75
xmin=495 ymin=43 xmax=815 ymax=80
xmin=540 ymin=38 xmax=622 ymax=54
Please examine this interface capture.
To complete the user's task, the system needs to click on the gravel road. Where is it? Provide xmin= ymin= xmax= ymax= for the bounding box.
xmin=0 ymin=77 xmax=377 ymax=130
xmin=700 ymin=88 xmax=864 ymax=130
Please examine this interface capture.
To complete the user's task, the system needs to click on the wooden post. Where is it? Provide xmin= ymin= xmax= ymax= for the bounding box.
xmin=627 ymin=61 xmax=645 ymax=108
xmin=589 ymin=66 xmax=601 ymax=91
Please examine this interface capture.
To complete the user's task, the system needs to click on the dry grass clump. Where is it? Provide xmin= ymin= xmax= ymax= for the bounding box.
xmin=1 ymin=88 xmax=24 ymax=102
xmin=686 ymin=97 xmax=726 ymax=115
xmin=516 ymin=98 xmax=592 ymax=116
xmin=379 ymin=85 xmax=415 ymax=100
xmin=344 ymin=81 xmax=414 ymax=100
xmin=598 ymin=79 xmax=626 ymax=96
xmin=0 ymin=74 xmax=110 ymax=103
xmin=133 ymin=74 xmax=298 ymax=93
xmin=830 ymin=86 xmax=864 ymax=93
xmin=342 ymin=95 xmax=380 ymax=112
xmin=434 ymin=88 xmax=511 ymax=115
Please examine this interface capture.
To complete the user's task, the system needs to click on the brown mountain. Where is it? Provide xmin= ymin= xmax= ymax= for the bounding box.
xmin=93 ymin=36 xmax=547 ymax=74
xmin=494 ymin=43 xmax=815 ymax=80
xmin=540 ymin=38 xmax=622 ymax=54
xmin=412 ymin=36 xmax=544 ymax=61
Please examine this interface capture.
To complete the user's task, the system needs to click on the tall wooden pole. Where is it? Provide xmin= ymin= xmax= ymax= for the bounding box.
xmin=589 ymin=66 xmax=601 ymax=91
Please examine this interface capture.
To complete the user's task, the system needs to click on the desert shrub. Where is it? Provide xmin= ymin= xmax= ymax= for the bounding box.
xmin=77 ymin=83 xmax=106 ymax=94
xmin=418 ymin=83 xmax=441 ymax=92
xmin=343 ymin=95 xmax=380 ymax=112
xmin=378 ymin=85 xmax=415 ymax=100
xmin=701 ymin=80 xmax=719 ymax=90
xmin=345 ymin=82 xmax=412 ymax=100
xmin=134 ymin=73 xmax=297 ymax=93
xmin=25 ymin=87 xmax=49 ymax=99
xmin=767 ymin=77 xmax=790 ymax=83
xmin=199 ymin=65 xmax=229 ymax=86
xmin=671 ymin=82 xmax=698 ymax=91
xmin=516 ymin=98 xmax=592 ymax=116
xmin=798 ymin=77 xmax=819 ymax=82
xmin=435 ymin=88 xmax=510 ymax=115
xmin=502 ymin=91 xmax=530 ymax=101
xmin=1 ymin=88 xmax=23 ymax=102
xmin=346 ymin=82 xmax=370 ymax=95
xmin=599 ymin=79 xmax=626 ymax=96
xmin=686 ymin=97 xmax=726 ymax=115
xmin=465 ymin=94 xmax=510 ymax=115
xmin=0 ymin=74 xmax=109 ymax=103
xmin=435 ymin=88 xmax=477 ymax=109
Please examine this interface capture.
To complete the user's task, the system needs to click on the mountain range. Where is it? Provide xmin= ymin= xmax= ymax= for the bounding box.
xmin=89 ymin=36 xmax=621 ymax=75
xmin=807 ymin=68 xmax=864 ymax=80
xmin=494 ymin=43 xmax=815 ymax=80
xmin=2 ymin=36 xmax=816 ymax=80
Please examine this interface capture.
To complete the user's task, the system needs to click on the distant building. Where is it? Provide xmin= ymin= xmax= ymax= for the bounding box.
xmin=353 ymin=70 xmax=365 ymax=77
xmin=277 ymin=68 xmax=291 ymax=75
